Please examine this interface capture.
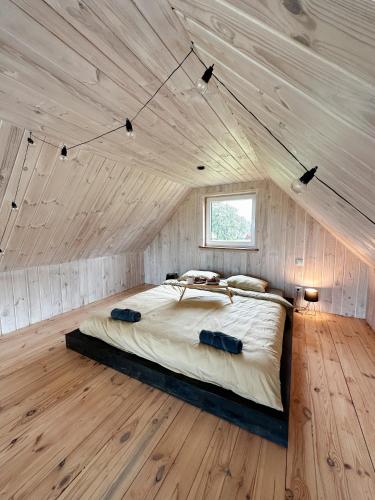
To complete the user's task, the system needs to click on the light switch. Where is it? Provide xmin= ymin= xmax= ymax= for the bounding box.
xmin=295 ymin=257 xmax=304 ymax=266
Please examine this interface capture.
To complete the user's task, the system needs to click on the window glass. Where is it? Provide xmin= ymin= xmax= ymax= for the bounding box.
xmin=205 ymin=193 xmax=256 ymax=247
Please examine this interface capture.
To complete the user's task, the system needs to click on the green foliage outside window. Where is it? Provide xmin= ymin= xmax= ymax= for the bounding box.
xmin=210 ymin=201 xmax=252 ymax=241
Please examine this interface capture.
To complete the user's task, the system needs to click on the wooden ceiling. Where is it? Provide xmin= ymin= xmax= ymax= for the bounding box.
xmin=169 ymin=0 xmax=375 ymax=265
xmin=0 ymin=0 xmax=374 ymax=267
xmin=0 ymin=121 xmax=189 ymax=271
xmin=0 ymin=0 xmax=263 ymax=185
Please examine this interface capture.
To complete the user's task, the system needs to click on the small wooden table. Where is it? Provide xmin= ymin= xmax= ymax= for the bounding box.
xmin=178 ymin=282 xmax=234 ymax=304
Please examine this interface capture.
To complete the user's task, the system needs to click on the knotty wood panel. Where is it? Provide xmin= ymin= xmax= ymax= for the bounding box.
xmin=172 ymin=0 xmax=375 ymax=138
xmin=225 ymin=0 xmax=375 ymax=86
xmin=367 ymin=267 xmax=375 ymax=330
xmin=0 ymin=290 xmax=373 ymax=498
xmin=0 ymin=122 xmax=190 ymax=270
xmin=0 ymin=252 xmax=144 ymax=334
xmin=0 ymin=121 xmax=24 ymax=203
xmin=144 ymin=180 xmax=368 ymax=317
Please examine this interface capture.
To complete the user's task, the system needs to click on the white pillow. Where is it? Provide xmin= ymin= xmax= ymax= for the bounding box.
xmin=179 ymin=270 xmax=220 ymax=281
xmin=226 ymin=275 xmax=268 ymax=293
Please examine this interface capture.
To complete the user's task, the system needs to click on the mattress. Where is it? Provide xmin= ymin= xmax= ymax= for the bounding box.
xmin=80 ymin=285 xmax=290 ymax=411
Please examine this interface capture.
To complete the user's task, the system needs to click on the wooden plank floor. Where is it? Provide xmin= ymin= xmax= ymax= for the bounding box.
xmin=0 ymin=285 xmax=374 ymax=499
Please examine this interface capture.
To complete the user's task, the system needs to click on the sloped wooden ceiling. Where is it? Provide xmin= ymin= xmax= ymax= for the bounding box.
xmin=0 ymin=0 xmax=374 ymax=267
xmin=168 ymin=0 xmax=375 ymax=266
xmin=0 ymin=121 xmax=189 ymax=271
xmin=0 ymin=0 xmax=263 ymax=185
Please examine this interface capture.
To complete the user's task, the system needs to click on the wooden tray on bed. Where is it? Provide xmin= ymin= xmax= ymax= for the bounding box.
xmin=65 ymin=313 xmax=292 ymax=447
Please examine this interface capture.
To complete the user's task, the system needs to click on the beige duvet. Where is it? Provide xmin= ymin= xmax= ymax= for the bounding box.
xmin=80 ymin=285 xmax=290 ymax=411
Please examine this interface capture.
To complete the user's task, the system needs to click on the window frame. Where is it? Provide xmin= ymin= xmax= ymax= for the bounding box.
xmin=204 ymin=192 xmax=257 ymax=249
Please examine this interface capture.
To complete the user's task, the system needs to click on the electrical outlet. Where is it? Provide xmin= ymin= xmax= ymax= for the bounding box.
xmin=295 ymin=257 xmax=304 ymax=266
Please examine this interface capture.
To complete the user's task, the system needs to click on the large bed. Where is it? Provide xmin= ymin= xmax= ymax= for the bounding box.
xmin=66 ymin=284 xmax=293 ymax=446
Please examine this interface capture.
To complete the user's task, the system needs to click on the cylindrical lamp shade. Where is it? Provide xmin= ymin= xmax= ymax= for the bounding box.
xmin=304 ymin=288 xmax=319 ymax=302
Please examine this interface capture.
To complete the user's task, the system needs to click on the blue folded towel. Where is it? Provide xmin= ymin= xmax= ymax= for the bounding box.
xmin=111 ymin=308 xmax=141 ymax=323
xmin=199 ymin=330 xmax=243 ymax=354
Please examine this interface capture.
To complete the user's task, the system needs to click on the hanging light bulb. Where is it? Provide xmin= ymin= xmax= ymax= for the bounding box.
xmin=291 ymin=178 xmax=306 ymax=194
xmin=59 ymin=145 xmax=68 ymax=160
xmin=196 ymin=64 xmax=214 ymax=95
xmin=291 ymin=166 xmax=318 ymax=194
xmin=125 ymin=118 xmax=135 ymax=139
xmin=27 ymin=132 xmax=34 ymax=146
xmin=11 ymin=201 xmax=18 ymax=209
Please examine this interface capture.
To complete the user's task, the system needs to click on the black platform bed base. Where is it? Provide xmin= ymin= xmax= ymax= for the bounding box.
xmin=66 ymin=315 xmax=292 ymax=447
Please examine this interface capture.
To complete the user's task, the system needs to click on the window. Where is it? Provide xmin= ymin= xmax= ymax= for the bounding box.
xmin=204 ymin=192 xmax=256 ymax=248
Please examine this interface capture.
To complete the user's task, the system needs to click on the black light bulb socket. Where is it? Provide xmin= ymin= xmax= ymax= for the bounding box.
xmin=197 ymin=165 xmax=205 ymax=170
xmin=125 ymin=118 xmax=133 ymax=133
xmin=299 ymin=166 xmax=318 ymax=185
xmin=202 ymin=65 xmax=214 ymax=84
xmin=11 ymin=201 xmax=17 ymax=209
xmin=0 ymin=249 xmax=3 ymax=254
xmin=27 ymin=135 xmax=34 ymax=145
xmin=60 ymin=145 xmax=68 ymax=157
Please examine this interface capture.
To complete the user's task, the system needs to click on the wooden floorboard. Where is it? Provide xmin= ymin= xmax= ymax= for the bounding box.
xmin=0 ymin=286 xmax=374 ymax=499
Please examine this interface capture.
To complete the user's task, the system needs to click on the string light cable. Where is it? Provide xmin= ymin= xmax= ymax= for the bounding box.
xmin=29 ymin=134 xmax=58 ymax=148
xmin=191 ymin=45 xmax=374 ymax=226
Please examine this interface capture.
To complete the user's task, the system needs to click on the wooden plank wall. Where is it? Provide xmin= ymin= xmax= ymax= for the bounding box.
xmin=366 ymin=267 xmax=375 ymax=329
xmin=144 ymin=180 xmax=368 ymax=318
xmin=0 ymin=252 xmax=144 ymax=335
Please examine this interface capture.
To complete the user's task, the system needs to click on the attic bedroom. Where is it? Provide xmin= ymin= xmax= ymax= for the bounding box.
xmin=0 ymin=1 xmax=374 ymax=498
